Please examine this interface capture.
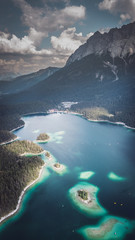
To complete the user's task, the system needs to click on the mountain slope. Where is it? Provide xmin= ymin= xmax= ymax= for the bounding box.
xmin=2 ymin=51 xmax=135 ymax=106
xmin=0 ymin=67 xmax=60 ymax=96
xmin=1 ymin=22 xmax=135 ymax=127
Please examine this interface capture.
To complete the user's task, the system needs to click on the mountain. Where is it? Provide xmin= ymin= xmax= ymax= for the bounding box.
xmin=0 ymin=67 xmax=59 ymax=96
xmin=1 ymin=22 xmax=135 ymax=128
xmin=0 ymin=72 xmax=20 ymax=81
xmin=67 ymin=22 xmax=135 ymax=65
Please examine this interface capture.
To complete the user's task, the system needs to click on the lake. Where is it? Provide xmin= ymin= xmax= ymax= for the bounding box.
xmin=0 ymin=113 xmax=135 ymax=240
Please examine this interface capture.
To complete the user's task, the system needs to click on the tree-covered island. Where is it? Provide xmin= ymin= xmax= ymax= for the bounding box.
xmin=36 ymin=133 xmax=50 ymax=143
xmin=45 ymin=151 xmax=51 ymax=158
xmin=68 ymin=182 xmax=107 ymax=217
xmin=54 ymin=163 xmax=61 ymax=168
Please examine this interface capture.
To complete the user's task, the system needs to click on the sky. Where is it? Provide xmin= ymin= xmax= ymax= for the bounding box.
xmin=0 ymin=0 xmax=135 ymax=78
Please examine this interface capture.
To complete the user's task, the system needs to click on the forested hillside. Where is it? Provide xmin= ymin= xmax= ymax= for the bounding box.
xmin=0 ymin=147 xmax=44 ymax=218
xmin=0 ymin=130 xmax=16 ymax=144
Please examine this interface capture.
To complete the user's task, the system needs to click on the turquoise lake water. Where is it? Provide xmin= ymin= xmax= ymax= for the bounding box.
xmin=0 ymin=113 xmax=135 ymax=240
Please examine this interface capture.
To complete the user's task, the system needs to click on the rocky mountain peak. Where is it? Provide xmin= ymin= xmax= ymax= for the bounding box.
xmin=66 ymin=21 xmax=135 ymax=65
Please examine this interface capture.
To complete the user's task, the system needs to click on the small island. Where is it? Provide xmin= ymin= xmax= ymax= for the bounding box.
xmin=79 ymin=171 xmax=95 ymax=180
xmin=108 ymin=172 xmax=126 ymax=181
xmin=36 ymin=133 xmax=50 ymax=143
xmin=54 ymin=163 xmax=61 ymax=168
xmin=78 ymin=215 xmax=135 ymax=240
xmin=45 ymin=151 xmax=51 ymax=158
xmin=4 ymin=140 xmax=44 ymax=156
xmin=0 ymin=130 xmax=18 ymax=145
xmin=68 ymin=182 xmax=107 ymax=217
xmin=51 ymin=162 xmax=68 ymax=176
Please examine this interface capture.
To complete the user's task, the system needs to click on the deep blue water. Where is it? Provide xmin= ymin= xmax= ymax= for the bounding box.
xmin=0 ymin=113 xmax=135 ymax=240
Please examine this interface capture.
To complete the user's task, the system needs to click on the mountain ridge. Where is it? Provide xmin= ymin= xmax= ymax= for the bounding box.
xmin=66 ymin=21 xmax=135 ymax=65
xmin=0 ymin=67 xmax=60 ymax=96
xmin=1 ymin=21 xmax=135 ymax=129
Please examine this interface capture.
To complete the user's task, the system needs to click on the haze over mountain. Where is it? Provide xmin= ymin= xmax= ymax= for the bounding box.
xmin=0 ymin=67 xmax=59 ymax=96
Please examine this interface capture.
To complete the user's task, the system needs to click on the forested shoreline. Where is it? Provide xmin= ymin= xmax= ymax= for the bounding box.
xmin=0 ymin=131 xmax=17 ymax=144
xmin=0 ymin=146 xmax=44 ymax=218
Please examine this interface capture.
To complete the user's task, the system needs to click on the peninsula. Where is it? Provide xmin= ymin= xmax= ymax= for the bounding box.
xmin=0 ymin=145 xmax=44 ymax=222
xmin=4 ymin=140 xmax=44 ymax=156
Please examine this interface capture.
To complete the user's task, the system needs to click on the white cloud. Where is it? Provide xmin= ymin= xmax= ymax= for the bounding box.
xmin=62 ymin=5 xmax=85 ymax=19
xmin=120 ymin=13 xmax=131 ymax=23
xmin=0 ymin=29 xmax=52 ymax=55
xmin=13 ymin=0 xmax=86 ymax=34
xmin=99 ymin=0 xmax=135 ymax=22
xmin=99 ymin=0 xmax=116 ymax=11
xmin=0 ymin=1 xmax=87 ymax=75
xmin=51 ymin=27 xmax=93 ymax=55
xmin=99 ymin=27 xmax=110 ymax=34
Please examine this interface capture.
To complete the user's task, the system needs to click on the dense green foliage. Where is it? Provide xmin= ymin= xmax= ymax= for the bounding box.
xmin=0 ymin=146 xmax=44 ymax=218
xmin=37 ymin=133 xmax=49 ymax=141
xmin=78 ymin=190 xmax=88 ymax=201
xmin=54 ymin=163 xmax=60 ymax=168
xmin=4 ymin=140 xmax=43 ymax=155
xmin=45 ymin=151 xmax=51 ymax=158
xmin=0 ymin=102 xmax=54 ymax=131
xmin=0 ymin=130 xmax=16 ymax=144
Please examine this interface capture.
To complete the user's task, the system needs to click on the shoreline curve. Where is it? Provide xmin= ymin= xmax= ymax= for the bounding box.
xmin=0 ymin=163 xmax=45 ymax=226
xmin=14 ymin=110 xmax=135 ymax=132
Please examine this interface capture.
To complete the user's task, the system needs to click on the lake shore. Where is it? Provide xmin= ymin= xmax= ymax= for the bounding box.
xmin=10 ymin=124 xmax=25 ymax=133
xmin=14 ymin=110 xmax=135 ymax=132
xmin=20 ymin=150 xmax=46 ymax=156
xmin=87 ymin=118 xmax=135 ymax=130
xmin=0 ymin=136 xmax=19 ymax=146
xmin=0 ymin=163 xmax=45 ymax=226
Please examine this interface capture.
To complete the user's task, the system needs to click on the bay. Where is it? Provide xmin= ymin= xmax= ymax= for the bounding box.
xmin=0 ymin=113 xmax=135 ymax=240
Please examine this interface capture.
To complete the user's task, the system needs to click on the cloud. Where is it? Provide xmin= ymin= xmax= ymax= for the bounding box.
xmin=120 ymin=13 xmax=131 ymax=23
xmin=0 ymin=28 xmax=52 ymax=55
xmin=99 ymin=27 xmax=110 ymax=34
xmin=0 ymin=26 xmax=92 ymax=76
xmin=0 ymin=58 xmax=26 ymax=75
xmin=0 ymin=54 xmax=67 ymax=77
xmin=0 ymin=1 xmax=87 ymax=76
xmin=98 ymin=0 xmax=135 ymax=22
xmin=13 ymin=0 xmax=86 ymax=34
xmin=51 ymin=27 xmax=93 ymax=55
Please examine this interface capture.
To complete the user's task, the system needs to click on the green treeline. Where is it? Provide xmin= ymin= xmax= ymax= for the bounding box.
xmin=77 ymin=190 xmax=88 ymax=200
xmin=0 ymin=130 xmax=16 ymax=144
xmin=0 ymin=146 xmax=44 ymax=218
xmin=4 ymin=140 xmax=43 ymax=155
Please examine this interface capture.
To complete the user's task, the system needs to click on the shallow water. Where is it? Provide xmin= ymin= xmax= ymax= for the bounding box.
xmin=0 ymin=113 xmax=135 ymax=240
